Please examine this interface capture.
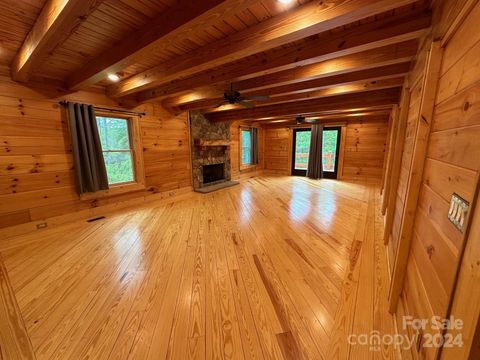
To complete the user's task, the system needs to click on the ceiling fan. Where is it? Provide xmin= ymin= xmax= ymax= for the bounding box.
xmin=217 ymin=83 xmax=270 ymax=109
xmin=296 ymin=115 xmax=315 ymax=124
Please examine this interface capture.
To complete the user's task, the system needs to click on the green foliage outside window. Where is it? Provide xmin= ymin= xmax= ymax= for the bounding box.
xmin=294 ymin=131 xmax=311 ymax=170
xmin=96 ymin=117 xmax=135 ymax=184
xmin=294 ymin=128 xmax=339 ymax=171
xmin=241 ymin=129 xmax=252 ymax=165
xmin=322 ymin=129 xmax=339 ymax=172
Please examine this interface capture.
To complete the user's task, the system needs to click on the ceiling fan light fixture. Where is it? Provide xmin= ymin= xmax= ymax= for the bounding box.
xmin=277 ymin=0 xmax=293 ymax=4
xmin=107 ymin=73 xmax=120 ymax=82
xmin=296 ymin=115 xmax=306 ymax=124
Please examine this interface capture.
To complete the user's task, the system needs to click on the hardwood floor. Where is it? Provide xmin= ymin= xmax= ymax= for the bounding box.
xmin=0 ymin=176 xmax=397 ymax=359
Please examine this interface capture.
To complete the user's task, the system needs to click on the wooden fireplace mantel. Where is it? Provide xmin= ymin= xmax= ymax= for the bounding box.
xmin=194 ymin=139 xmax=230 ymax=147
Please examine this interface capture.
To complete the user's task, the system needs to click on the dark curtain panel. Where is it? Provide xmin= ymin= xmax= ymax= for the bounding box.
xmin=251 ymin=127 xmax=259 ymax=165
xmin=67 ymin=102 xmax=109 ymax=193
xmin=307 ymin=124 xmax=324 ymax=179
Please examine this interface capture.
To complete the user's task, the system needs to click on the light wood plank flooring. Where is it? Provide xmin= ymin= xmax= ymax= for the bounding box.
xmin=0 ymin=176 xmax=397 ymax=359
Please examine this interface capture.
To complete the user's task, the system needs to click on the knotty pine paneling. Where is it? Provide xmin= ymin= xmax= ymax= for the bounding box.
xmin=0 ymin=75 xmax=192 ymax=229
xmin=263 ymin=118 xmax=389 ymax=179
xmin=263 ymin=127 xmax=291 ymax=175
xmin=342 ymin=118 xmax=389 ymax=179
xmin=389 ymin=78 xmax=423 ymax=252
xmin=386 ymin=5 xmax=480 ymax=358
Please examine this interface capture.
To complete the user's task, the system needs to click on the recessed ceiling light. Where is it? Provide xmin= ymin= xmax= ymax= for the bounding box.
xmin=277 ymin=0 xmax=293 ymax=3
xmin=107 ymin=74 xmax=120 ymax=82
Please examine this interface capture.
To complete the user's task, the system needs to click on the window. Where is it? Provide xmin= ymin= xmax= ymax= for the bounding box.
xmin=241 ymin=128 xmax=252 ymax=165
xmin=96 ymin=116 xmax=135 ymax=185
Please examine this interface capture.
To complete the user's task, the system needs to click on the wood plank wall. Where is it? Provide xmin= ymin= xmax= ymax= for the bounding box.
xmin=263 ymin=118 xmax=389 ymax=179
xmin=342 ymin=118 xmax=389 ymax=179
xmin=389 ymin=60 xmax=425 ymax=260
xmin=0 ymin=73 xmax=192 ymax=230
xmin=386 ymin=2 xmax=480 ymax=359
xmin=263 ymin=127 xmax=291 ymax=175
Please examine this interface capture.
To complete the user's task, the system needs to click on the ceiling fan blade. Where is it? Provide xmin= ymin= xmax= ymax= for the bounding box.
xmin=239 ymin=100 xmax=255 ymax=109
xmin=214 ymin=101 xmax=227 ymax=108
xmin=244 ymin=95 xmax=270 ymax=101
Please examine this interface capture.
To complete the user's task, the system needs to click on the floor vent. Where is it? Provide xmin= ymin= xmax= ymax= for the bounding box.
xmin=87 ymin=216 xmax=106 ymax=223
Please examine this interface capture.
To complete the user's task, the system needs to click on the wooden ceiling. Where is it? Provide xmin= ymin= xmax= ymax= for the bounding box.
xmin=2 ymin=0 xmax=432 ymax=125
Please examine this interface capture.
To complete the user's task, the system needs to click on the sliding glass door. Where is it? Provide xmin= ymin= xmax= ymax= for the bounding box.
xmin=291 ymin=127 xmax=341 ymax=179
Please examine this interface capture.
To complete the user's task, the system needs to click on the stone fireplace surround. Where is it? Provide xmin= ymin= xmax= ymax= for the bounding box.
xmin=189 ymin=111 xmax=231 ymax=190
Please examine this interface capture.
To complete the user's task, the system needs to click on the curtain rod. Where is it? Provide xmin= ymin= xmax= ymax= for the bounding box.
xmin=58 ymin=101 xmax=146 ymax=117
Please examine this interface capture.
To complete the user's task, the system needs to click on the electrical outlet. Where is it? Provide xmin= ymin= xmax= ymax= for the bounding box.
xmin=36 ymin=222 xmax=48 ymax=229
xmin=448 ymin=193 xmax=469 ymax=233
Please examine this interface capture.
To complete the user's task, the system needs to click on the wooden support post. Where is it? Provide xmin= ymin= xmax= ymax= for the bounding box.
xmin=388 ymin=41 xmax=443 ymax=313
xmin=383 ymin=89 xmax=410 ymax=243
xmin=380 ymin=105 xmax=398 ymax=202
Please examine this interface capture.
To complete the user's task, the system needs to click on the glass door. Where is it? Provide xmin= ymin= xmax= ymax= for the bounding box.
xmin=291 ymin=127 xmax=342 ymax=178
xmin=322 ymin=126 xmax=341 ymax=179
xmin=291 ymin=128 xmax=311 ymax=176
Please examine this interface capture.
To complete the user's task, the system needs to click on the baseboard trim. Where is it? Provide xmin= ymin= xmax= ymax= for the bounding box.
xmin=0 ymin=186 xmax=193 ymax=246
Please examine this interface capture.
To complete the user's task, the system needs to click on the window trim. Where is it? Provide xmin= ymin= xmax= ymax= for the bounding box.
xmin=81 ymin=113 xmax=145 ymax=200
xmin=239 ymin=125 xmax=258 ymax=170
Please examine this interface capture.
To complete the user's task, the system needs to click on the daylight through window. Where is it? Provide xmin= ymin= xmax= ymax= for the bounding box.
xmin=241 ymin=128 xmax=252 ymax=165
xmin=96 ymin=116 xmax=135 ymax=185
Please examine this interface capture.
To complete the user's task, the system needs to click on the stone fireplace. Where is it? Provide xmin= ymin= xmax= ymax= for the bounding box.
xmin=190 ymin=111 xmax=231 ymax=190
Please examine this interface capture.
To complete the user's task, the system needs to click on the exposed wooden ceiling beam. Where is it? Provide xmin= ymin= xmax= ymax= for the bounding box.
xmin=259 ymin=113 xmax=390 ymax=127
xmin=254 ymin=105 xmax=391 ymax=123
xmin=160 ymin=8 xmax=428 ymax=108
xmin=109 ymin=0 xmax=421 ymax=98
xmin=253 ymin=108 xmax=393 ymax=120
xmin=66 ymin=0 xmax=259 ymax=90
xmin=139 ymin=39 xmax=418 ymax=103
xmin=252 ymin=108 xmax=393 ymax=122
xmin=170 ymin=63 xmax=409 ymax=112
xmin=11 ymin=0 xmax=105 ymax=82
xmin=206 ymin=88 xmax=400 ymax=122
xmin=204 ymin=77 xmax=404 ymax=113
xmin=252 ymin=109 xmax=392 ymax=123
xmin=224 ymin=41 xmax=417 ymax=92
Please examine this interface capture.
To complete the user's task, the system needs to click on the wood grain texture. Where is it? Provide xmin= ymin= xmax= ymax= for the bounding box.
xmin=11 ymin=0 xmax=105 ymax=82
xmin=207 ymin=88 xmax=400 ymax=122
xmin=66 ymin=0 xmax=248 ymax=89
xmin=0 ymin=75 xmax=192 ymax=229
xmin=109 ymin=0 xmax=420 ymax=97
xmin=145 ymin=9 xmax=429 ymax=103
xmin=0 ymin=176 xmax=398 ymax=359
xmin=140 ymin=40 xmax=418 ymax=102
xmin=0 ymin=254 xmax=35 ymax=359
xmin=343 ymin=118 xmax=389 ymax=180
xmin=388 ymin=41 xmax=443 ymax=313
xmin=382 ymin=3 xmax=480 ymax=357
xmin=263 ymin=117 xmax=389 ymax=179
xmin=168 ymin=63 xmax=411 ymax=112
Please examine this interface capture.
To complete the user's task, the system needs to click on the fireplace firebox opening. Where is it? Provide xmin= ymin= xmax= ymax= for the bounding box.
xmin=203 ymin=163 xmax=225 ymax=184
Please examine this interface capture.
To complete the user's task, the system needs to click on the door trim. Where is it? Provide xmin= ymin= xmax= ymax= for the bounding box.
xmin=291 ymin=128 xmax=310 ymax=176
xmin=322 ymin=126 xmax=342 ymax=179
